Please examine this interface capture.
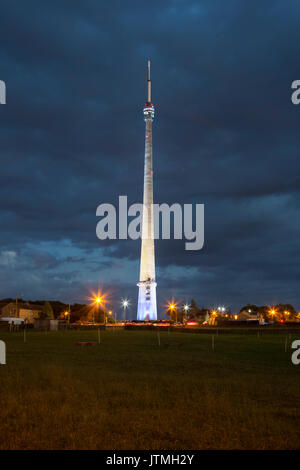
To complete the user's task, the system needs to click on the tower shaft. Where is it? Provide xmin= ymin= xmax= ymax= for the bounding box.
xmin=137 ymin=61 xmax=157 ymax=321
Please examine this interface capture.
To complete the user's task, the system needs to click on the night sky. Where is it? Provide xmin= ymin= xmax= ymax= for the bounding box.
xmin=1 ymin=0 xmax=300 ymax=317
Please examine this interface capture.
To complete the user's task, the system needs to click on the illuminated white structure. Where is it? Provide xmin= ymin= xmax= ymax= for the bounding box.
xmin=137 ymin=60 xmax=157 ymax=321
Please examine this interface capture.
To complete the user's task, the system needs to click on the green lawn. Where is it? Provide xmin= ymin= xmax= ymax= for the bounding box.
xmin=0 ymin=329 xmax=299 ymax=449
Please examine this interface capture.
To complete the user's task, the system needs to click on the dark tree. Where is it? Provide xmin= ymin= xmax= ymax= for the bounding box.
xmin=41 ymin=301 xmax=54 ymax=319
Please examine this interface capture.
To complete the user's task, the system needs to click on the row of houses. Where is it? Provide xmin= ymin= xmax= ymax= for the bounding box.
xmin=1 ymin=302 xmax=43 ymax=324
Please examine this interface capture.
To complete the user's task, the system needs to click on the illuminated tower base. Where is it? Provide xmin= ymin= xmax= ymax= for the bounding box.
xmin=137 ymin=280 xmax=157 ymax=321
xmin=137 ymin=60 xmax=157 ymax=321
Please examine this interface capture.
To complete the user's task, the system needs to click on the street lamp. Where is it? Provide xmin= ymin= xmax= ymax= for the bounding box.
xmin=169 ymin=304 xmax=176 ymax=323
xmin=64 ymin=303 xmax=71 ymax=324
xmin=166 ymin=299 xmax=179 ymax=323
xmin=268 ymin=308 xmax=277 ymax=322
xmin=64 ymin=307 xmax=71 ymax=324
xmin=121 ymin=299 xmax=129 ymax=323
xmin=183 ymin=304 xmax=190 ymax=322
xmin=210 ymin=310 xmax=217 ymax=326
xmin=88 ymin=290 xmax=109 ymax=325
xmin=16 ymin=294 xmax=24 ymax=318
xmin=95 ymin=296 xmax=104 ymax=324
xmin=284 ymin=310 xmax=290 ymax=320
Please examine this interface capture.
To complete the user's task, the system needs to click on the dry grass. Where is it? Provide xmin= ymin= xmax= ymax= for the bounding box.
xmin=0 ymin=329 xmax=299 ymax=449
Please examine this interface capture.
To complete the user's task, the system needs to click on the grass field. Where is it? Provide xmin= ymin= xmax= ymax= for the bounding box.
xmin=0 ymin=328 xmax=300 ymax=450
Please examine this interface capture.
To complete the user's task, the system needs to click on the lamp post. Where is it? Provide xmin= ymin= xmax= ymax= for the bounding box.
xmin=122 ymin=299 xmax=129 ymax=323
xmin=95 ymin=297 xmax=102 ymax=324
xmin=16 ymin=294 xmax=24 ymax=318
xmin=211 ymin=310 xmax=217 ymax=326
xmin=269 ymin=308 xmax=276 ymax=321
xmin=90 ymin=292 xmax=108 ymax=325
xmin=183 ymin=304 xmax=190 ymax=323
xmin=218 ymin=306 xmax=226 ymax=316
xmin=169 ymin=304 xmax=176 ymax=323
xmin=64 ymin=305 xmax=70 ymax=324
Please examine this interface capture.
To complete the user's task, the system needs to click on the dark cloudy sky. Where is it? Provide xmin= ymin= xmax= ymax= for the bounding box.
xmin=1 ymin=0 xmax=300 ymax=317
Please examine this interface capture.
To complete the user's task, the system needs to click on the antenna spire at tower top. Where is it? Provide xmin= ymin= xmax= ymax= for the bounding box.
xmin=147 ymin=59 xmax=151 ymax=103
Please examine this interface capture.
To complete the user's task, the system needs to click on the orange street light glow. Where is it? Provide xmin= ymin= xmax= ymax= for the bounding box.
xmin=164 ymin=297 xmax=179 ymax=313
xmin=87 ymin=288 xmax=110 ymax=309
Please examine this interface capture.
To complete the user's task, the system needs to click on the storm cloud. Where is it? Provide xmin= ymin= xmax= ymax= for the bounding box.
xmin=0 ymin=0 xmax=300 ymax=316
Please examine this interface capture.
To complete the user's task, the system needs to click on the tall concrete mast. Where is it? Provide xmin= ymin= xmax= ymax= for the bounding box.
xmin=137 ymin=60 xmax=157 ymax=321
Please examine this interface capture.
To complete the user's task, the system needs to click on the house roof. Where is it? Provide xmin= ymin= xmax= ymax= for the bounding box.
xmin=2 ymin=302 xmax=43 ymax=311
